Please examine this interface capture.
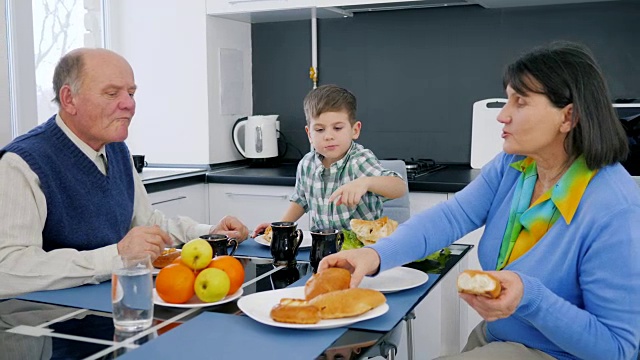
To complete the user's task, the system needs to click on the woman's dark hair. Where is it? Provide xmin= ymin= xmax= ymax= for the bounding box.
xmin=503 ymin=41 xmax=628 ymax=169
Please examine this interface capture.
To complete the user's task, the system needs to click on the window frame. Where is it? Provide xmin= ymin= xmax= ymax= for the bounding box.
xmin=2 ymin=0 xmax=108 ymax=143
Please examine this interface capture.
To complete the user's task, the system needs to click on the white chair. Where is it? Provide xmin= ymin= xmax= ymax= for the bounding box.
xmin=379 ymin=160 xmax=410 ymax=223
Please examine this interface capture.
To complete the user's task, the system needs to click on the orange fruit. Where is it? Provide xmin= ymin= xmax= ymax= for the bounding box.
xmin=208 ymin=256 xmax=245 ymax=295
xmin=172 ymin=256 xmax=182 ymax=265
xmin=155 ymin=263 xmax=196 ymax=304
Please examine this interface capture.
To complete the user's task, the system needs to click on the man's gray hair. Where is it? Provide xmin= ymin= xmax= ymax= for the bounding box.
xmin=52 ymin=50 xmax=84 ymax=106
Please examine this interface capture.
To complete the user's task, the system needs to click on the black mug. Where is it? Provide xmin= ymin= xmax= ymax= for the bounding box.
xmin=309 ymin=228 xmax=344 ymax=273
xmin=132 ymin=155 xmax=147 ymax=173
xmin=270 ymin=222 xmax=303 ymax=266
xmin=199 ymin=234 xmax=238 ymax=257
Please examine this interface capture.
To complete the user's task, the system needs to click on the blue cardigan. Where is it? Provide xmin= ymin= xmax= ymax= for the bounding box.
xmin=372 ymin=152 xmax=640 ymax=360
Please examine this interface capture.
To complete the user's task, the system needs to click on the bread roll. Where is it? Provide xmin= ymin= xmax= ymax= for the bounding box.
xmin=152 ymin=248 xmax=180 ymax=269
xmin=263 ymin=226 xmax=272 ymax=243
xmin=304 ymin=268 xmax=351 ymax=301
xmin=457 ymin=270 xmax=502 ymax=299
xmin=309 ymin=288 xmax=386 ymax=319
xmin=350 ymin=217 xmax=398 ymax=245
xmin=270 ymin=298 xmax=320 ymax=324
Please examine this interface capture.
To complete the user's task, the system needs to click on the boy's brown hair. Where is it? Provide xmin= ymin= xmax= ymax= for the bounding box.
xmin=303 ymin=84 xmax=357 ymax=125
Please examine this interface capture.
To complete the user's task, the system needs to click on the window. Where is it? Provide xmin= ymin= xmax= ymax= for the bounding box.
xmin=32 ymin=0 xmax=105 ymax=124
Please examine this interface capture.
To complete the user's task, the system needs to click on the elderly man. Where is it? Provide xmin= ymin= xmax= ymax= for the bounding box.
xmin=0 ymin=48 xmax=248 ymax=298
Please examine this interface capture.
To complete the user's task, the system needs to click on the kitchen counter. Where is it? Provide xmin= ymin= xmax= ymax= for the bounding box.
xmin=139 ymin=166 xmax=209 ymax=184
xmin=207 ymin=163 xmax=481 ymax=193
xmin=140 ymin=166 xmax=210 ymax=194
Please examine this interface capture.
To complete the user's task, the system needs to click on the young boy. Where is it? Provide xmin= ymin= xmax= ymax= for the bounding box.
xmin=252 ymin=84 xmax=406 ymax=234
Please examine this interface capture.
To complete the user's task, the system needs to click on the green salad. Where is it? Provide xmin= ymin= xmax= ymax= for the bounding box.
xmin=341 ymin=229 xmax=362 ymax=250
xmin=340 ymin=229 xmax=451 ymax=268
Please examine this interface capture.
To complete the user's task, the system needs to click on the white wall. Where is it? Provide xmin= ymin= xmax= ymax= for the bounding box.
xmin=206 ymin=16 xmax=252 ymax=164
xmin=108 ymin=1 xmax=253 ymax=166
xmin=108 ymin=0 xmax=211 ymax=165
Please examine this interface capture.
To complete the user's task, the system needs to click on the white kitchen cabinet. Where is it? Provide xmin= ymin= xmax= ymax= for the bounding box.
xmin=147 ymin=183 xmax=210 ymax=224
xmin=392 ymin=191 xmax=483 ymax=357
xmin=207 ymin=0 xmax=323 ymax=15
xmin=206 ymin=0 xmax=619 ymax=16
xmin=209 ymin=183 xmax=310 ymax=231
xmin=205 ymin=0 xmax=456 ymax=23
xmin=448 ymin=192 xmax=484 ymax=351
xmin=376 ymin=191 xmax=451 ymax=360
xmin=205 ymin=0 xmax=429 ymax=16
xmin=409 ymin=191 xmax=448 ymax=216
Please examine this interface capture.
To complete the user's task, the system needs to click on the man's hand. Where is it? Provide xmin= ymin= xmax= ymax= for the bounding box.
xmin=328 ymin=178 xmax=369 ymax=208
xmin=318 ymin=248 xmax=381 ymax=288
xmin=117 ymin=225 xmax=173 ymax=260
xmin=458 ymin=270 xmax=524 ymax=322
xmin=212 ymin=215 xmax=249 ymax=242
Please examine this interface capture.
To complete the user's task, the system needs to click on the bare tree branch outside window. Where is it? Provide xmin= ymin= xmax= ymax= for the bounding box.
xmin=32 ymin=0 xmax=102 ymax=124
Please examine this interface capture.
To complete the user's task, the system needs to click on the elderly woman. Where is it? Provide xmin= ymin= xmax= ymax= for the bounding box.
xmin=319 ymin=42 xmax=640 ymax=360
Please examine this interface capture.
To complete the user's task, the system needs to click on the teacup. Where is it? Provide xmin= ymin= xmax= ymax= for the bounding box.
xmin=132 ymin=155 xmax=147 ymax=173
xmin=199 ymin=234 xmax=238 ymax=257
xmin=270 ymin=222 xmax=303 ymax=266
xmin=309 ymin=228 xmax=344 ymax=273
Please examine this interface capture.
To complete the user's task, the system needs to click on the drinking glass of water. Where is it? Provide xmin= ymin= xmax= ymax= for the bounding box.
xmin=111 ymin=254 xmax=154 ymax=332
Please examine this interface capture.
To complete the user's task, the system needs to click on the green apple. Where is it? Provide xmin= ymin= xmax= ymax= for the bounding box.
xmin=181 ymin=239 xmax=213 ymax=270
xmin=194 ymin=268 xmax=230 ymax=303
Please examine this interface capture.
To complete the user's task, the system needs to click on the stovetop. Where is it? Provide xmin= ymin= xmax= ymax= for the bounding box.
xmin=385 ymin=158 xmax=447 ymax=180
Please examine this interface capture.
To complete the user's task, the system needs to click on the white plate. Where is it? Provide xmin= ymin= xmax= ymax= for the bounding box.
xmin=153 ymin=288 xmax=243 ymax=308
xmin=254 ymin=230 xmax=313 ymax=249
xmin=237 ymin=286 xmax=388 ymax=330
xmin=359 ymin=267 xmax=429 ymax=293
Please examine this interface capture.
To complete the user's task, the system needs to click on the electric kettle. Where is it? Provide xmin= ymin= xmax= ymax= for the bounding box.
xmin=232 ymin=115 xmax=279 ymax=159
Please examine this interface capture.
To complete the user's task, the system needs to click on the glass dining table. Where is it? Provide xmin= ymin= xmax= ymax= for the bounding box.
xmin=1 ymin=243 xmax=472 ymax=360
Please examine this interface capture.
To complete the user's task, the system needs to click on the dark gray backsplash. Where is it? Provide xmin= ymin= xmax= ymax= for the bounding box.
xmin=252 ymin=2 xmax=640 ymax=163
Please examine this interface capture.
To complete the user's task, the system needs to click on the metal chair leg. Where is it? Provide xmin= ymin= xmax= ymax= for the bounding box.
xmin=380 ymin=340 xmax=397 ymax=360
xmin=387 ymin=347 xmax=396 ymax=360
xmin=404 ymin=311 xmax=416 ymax=360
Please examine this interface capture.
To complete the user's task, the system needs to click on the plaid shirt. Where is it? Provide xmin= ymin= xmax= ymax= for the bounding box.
xmin=291 ymin=142 xmax=401 ymax=230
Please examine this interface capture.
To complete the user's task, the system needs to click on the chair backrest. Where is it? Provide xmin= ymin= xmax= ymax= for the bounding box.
xmin=379 ymin=160 xmax=410 ymax=223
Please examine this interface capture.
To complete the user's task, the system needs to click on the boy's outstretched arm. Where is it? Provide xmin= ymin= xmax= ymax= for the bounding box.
xmin=329 ymin=176 xmax=406 ymax=207
xmin=362 ymin=175 xmax=406 ymax=199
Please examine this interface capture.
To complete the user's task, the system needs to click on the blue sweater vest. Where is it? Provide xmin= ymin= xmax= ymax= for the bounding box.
xmin=0 ymin=116 xmax=134 ymax=251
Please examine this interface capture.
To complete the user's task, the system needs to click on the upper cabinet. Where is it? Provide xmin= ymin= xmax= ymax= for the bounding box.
xmin=207 ymin=0 xmax=324 ymax=14
xmin=207 ymin=0 xmax=621 ymax=23
xmin=206 ymin=0 xmax=352 ymax=22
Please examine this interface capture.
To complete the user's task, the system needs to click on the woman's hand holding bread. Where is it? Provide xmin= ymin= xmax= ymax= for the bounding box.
xmin=318 ymin=247 xmax=381 ymax=288
xmin=458 ymin=270 xmax=524 ymax=322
